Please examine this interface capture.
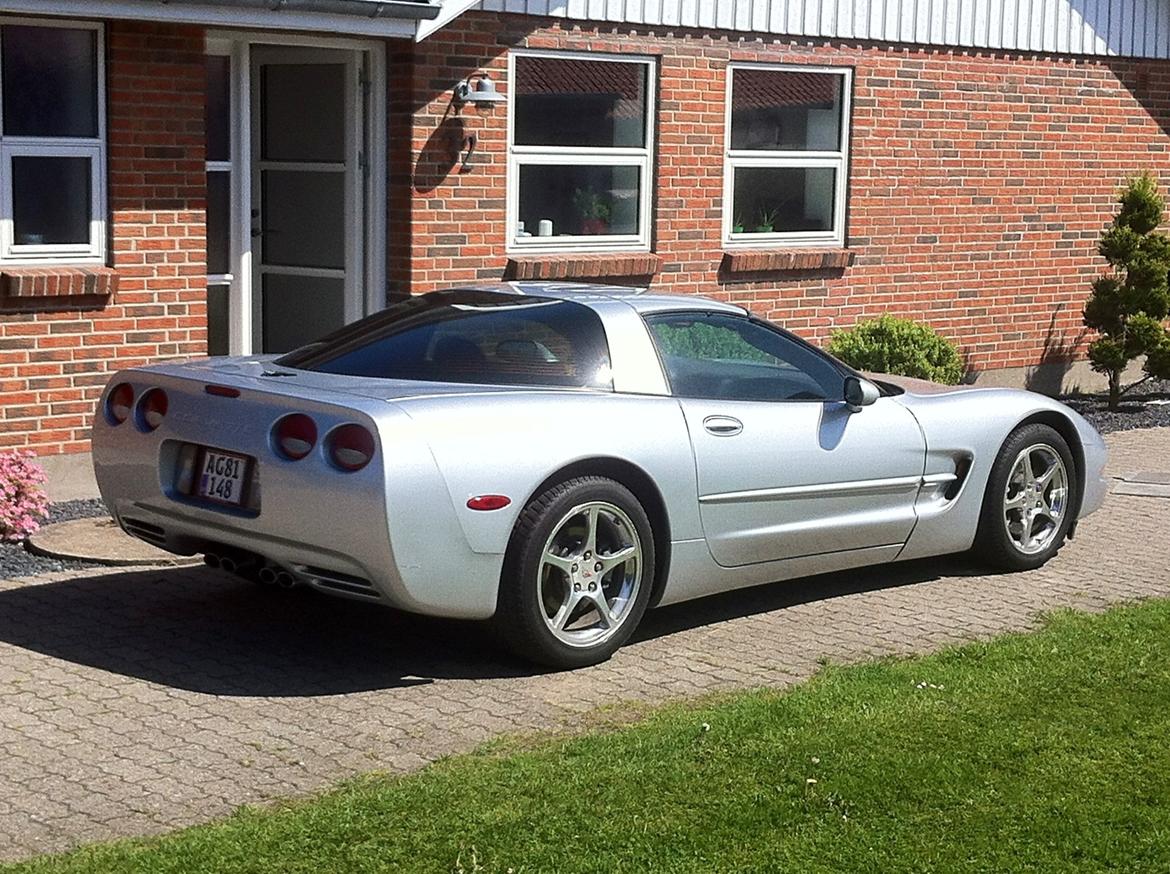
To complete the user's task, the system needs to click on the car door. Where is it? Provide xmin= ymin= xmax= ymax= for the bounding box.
xmin=644 ymin=312 xmax=926 ymax=568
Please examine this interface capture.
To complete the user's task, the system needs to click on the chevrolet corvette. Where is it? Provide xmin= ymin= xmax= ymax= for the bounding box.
xmin=92 ymin=283 xmax=1108 ymax=667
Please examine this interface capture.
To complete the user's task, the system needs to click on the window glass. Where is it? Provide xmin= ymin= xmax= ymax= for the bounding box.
xmin=730 ymin=69 xmax=842 ymax=151
xmin=260 ymin=64 xmax=345 ymax=163
xmin=206 ymin=171 xmax=230 ymax=275
xmin=207 ymin=283 xmax=230 ymax=356
xmin=2 ymin=26 xmax=97 ymax=138
xmin=514 ymin=56 xmax=646 ymax=149
xmin=277 ymin=290 xmax=612 ymax=390
xmin=518 ymin=165 xmax=640 ymax=239
xmin=11 ymin=156 xmax=91 ymax=245
xmin=646 ymin=313 xmax=845 ymax=402
xmin=732 ymin=166 xmax=836 ymax=234
xmin=205 ymin=55 xmax=231 ymax=163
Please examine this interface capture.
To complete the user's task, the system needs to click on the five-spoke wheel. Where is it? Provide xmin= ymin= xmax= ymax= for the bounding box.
xmin=496 ymin=477 xmax=655 ymax=668
xmin=976 ymin=423 xmax=1078 ymax=570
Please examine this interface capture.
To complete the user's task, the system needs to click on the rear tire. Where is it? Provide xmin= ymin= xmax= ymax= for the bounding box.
xmin=495 ymin=476 xmax=655 ymax=669
xmin=973 ymin=423 xmax=1077 ymax=571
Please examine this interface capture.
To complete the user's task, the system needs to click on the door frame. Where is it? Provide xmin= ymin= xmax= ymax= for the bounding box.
xmin=206 ymin=31 xmax=387 ymax=356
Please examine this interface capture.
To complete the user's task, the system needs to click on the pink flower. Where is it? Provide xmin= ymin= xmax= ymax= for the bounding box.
xmin=0 ymin=450 xmax=50 ymax=542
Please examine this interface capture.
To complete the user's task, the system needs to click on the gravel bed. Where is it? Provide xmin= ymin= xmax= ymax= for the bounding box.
xmin=1062 ymin=379 xmax=1170 ymax=435
xmin=1 ymin=498 xmax=111 ymax=580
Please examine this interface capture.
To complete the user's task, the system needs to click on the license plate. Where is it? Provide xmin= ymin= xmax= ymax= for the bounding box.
xmin=196 ymin=449 xmax=249 ymax=506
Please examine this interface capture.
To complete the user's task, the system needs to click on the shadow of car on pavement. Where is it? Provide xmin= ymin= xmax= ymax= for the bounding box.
xmin=0 ymin=554 xmax=990 ymax=695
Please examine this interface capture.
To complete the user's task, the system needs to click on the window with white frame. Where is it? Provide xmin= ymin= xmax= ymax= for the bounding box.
xmin=205 ymin=52 xmax=231 ymax=356
xmin=508 ymin=51 xmax=654 ymax=252
xmin=724 ymin=65 xmax=850 ymax=247
xmin=0 ymin=20 xmax=105 ymax=263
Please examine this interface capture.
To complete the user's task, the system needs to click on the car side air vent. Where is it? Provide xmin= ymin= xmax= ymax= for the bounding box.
xmin=945 ymin=456 xmax=973 ymax=501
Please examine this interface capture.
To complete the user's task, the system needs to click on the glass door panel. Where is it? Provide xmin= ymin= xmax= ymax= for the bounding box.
xmin=251 ymin=48 xmax=357 ymax=354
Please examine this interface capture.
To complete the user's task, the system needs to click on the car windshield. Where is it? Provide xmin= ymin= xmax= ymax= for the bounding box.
xmin=275 ymin=290 xmax=613 ymax=389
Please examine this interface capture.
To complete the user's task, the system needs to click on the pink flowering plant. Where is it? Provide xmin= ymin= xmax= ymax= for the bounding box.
xmin=0 ymin=450 xmax=50 ymax=542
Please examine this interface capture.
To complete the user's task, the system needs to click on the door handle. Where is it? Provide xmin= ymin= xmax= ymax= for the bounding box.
xmin=703 ymin=415 xmax=743 ymax=436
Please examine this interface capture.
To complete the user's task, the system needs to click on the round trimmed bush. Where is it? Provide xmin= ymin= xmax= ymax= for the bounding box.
xmin=826 ymin=315 xmax=964 ymax=385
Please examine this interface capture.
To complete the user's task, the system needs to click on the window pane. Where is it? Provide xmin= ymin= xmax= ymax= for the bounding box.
xmin=207 ymin=283 xmax=230 ymax=357
xmin=12 ymin=156 xmax=91 ymax=245
xmin=514 ymin=56 xmax=647 ymax=148
xmin=260 ymin=63 xmax=345 ymax=163
xmin=262 ymin=274 xmax=346 ymax=354
xmin=207 ymin=171 xmax=230 ymax=275
xmin=730 ymin=69 xmax=842 ymax=152
xmin=518 ymin=165 xmax=640 ymax=239
xmin=732 ymin=166 xmax=836 ymax=234
xmin=277 ymin=290 xmax=612 ymax=390
xmin=647 ymin=314 xmax=845 ymax=402
xmin=261 ymin=170 xmax=344 ymax=269
xmin=206 ymin=55 xmax=231 ymax=163
xmin=2 ymin=26 xmax=98 ymax=138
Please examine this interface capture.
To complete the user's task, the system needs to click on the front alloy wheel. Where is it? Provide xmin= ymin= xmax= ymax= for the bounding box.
xmin=975 ymin=423 xmax=1078 ymax=571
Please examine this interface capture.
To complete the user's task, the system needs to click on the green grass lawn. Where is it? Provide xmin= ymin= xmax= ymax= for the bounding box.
xmin=9 ymin=600 xmax=1170 ymax=873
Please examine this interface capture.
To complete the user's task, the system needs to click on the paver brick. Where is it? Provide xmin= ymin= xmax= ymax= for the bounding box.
xmin=0 ymin=427 xmax=1168 ymax=861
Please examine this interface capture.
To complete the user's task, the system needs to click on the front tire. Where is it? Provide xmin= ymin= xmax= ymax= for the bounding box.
xmin=496 ymin=476 xmax=655 ymax=669
xmin=973 ymin=423 xmax=1077 ymax=571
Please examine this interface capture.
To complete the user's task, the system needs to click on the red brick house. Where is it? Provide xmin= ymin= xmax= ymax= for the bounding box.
xmin=1 ymin=0 xmax=1168 ymax=459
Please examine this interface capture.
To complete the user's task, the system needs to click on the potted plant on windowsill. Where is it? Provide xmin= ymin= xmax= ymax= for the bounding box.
xmin=572 ymin=188 xmax=613 ymax=235
xmin=732 ymin=215 xmax=746 ymax=234
xmin=754 ymin=207 xmax=778 ymax=234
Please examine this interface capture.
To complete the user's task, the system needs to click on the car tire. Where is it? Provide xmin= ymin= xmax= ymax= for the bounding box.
xmin=496 ymin=476 xmax=655 ymax=669
xmin=973 ymin=423 xmax=1078 ymax=571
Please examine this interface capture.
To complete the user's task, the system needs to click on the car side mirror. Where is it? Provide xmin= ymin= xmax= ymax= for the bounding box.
xmin=844 ymin=376 xmax=880 ymax=412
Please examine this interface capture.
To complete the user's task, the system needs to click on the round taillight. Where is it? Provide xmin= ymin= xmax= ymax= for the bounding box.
xmin=106 ymin=383 xmax=134 ymax=425
xmin=327 ymin=423 xmax=375 ymax=472
xmin=273 ymin=413 xmax=318 ymax=461
xmin=137 ymin=388 xmax=168 ymax=432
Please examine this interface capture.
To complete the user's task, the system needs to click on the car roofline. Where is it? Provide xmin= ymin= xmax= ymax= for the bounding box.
xmin=442 ymin=281 xmax=747 ymax=317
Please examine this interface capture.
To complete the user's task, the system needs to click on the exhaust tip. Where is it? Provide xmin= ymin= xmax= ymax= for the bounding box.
xmin=275 ymin=571 xmax=296 ymax=590
xmin=220 ymin=557 xmax=238 ymax=574
xmin=258 ymin=566 xmax=277 ymax=585
xmin=204 ymin=553 xmax=221 ymax=569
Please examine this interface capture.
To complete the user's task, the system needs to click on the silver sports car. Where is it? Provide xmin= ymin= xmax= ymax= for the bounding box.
xmin=93 ymin=283 xmax=1108 ymax=667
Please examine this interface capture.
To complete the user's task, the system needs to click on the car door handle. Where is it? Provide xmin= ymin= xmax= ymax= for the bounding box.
xmin=703 ymin=415 xmax=743 ymax=436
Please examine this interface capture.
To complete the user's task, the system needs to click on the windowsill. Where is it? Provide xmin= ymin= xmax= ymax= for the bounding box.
xmin=0 ymin=265 xmax=118 ymax=299
xmin=506 ymin=252 xmax=661 ymax=281
xmin=721 ymin=248 xmax=853 ymax=274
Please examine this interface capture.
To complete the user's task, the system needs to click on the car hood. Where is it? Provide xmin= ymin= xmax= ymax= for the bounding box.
xmin=867 ymin=372 xmax=981 ymax=396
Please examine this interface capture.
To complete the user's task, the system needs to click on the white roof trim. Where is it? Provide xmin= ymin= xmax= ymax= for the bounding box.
xmin=417 ymin=0 xmax=480 ymax=39
xmin=0 ymin=0 xmax=434 ymax=38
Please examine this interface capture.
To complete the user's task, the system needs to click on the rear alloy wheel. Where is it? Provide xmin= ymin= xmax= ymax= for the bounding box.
xmin=974 ymin=423 xmax=1077 ymax=571
xmin=497 ymin=477 xmax=654 ymax=668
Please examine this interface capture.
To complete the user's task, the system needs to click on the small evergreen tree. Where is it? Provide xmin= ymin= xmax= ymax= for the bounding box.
xmin=1084 ymin=173 xmax=1170 ymax=410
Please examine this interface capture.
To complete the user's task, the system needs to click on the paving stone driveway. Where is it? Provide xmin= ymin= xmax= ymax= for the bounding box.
xmin=2 ymin=427 xmax=1169 ymax=862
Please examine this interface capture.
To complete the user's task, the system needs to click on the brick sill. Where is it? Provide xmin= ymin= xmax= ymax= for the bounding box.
xmin=721 ymin=248 xmax=853 ymax=273
xmin=1 ymin=266 xmax=118 ymax=298
xmin=505 ymin=253 xmax=661 ymax=282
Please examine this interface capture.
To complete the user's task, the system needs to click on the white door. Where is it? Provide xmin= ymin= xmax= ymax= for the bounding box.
xmin=250 ymin=47 xmax=364 ymax=353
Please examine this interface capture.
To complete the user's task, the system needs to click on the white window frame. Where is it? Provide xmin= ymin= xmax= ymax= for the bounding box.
xmin=507 ymin=49 xmax=655 ymax=255
xmin=0 ymin=17 xmax=106 ymax=264
xmin=723 ymin=63 xmax=851 ymax=249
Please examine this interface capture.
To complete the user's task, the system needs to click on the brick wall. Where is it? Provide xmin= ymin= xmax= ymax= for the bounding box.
xmin=396 ymin=11 xmax=1170 ymax=377
xmin=0 ymin=20 xmax=206 ymax=455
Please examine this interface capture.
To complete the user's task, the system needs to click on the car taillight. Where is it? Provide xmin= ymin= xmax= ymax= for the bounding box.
xmin=137 ymin=388 xmax=168 ymax=432
xmin=106 ymin=383 xmax=134 ymax=425
xmin=273 ymin=414 xmax=317 ymax=461
xmin=327 ymin=424 xmax=375 ymax=472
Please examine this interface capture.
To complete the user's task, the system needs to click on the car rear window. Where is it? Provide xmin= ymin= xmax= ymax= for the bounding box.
xmin=275 ymin=290 xmax=613 ymax=389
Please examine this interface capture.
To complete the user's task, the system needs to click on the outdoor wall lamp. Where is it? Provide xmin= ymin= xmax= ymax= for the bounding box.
xmin=453 ymin=73 xmax=507 ymax=107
